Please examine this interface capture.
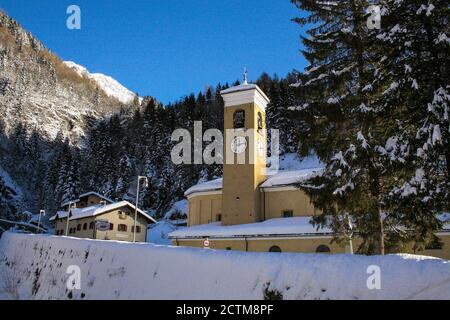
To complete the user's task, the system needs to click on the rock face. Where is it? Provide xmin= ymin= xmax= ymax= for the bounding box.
xmin=0 ymin=11 xmax=123 ymax=144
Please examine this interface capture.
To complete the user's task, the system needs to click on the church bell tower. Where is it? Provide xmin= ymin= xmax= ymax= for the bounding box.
xmin=220 ymin=71 xmax=270 ymax=226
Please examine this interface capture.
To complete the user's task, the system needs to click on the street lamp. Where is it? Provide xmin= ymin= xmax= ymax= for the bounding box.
xmin=65 ymin=201 xmax=76 ymax=236
xmin=134 ymin=176 xmax=148 ymax=242
xmin=37 ymin=210 xmax=45 ymax=234
xmin=346 ymin=212 xmax=354 ymax=255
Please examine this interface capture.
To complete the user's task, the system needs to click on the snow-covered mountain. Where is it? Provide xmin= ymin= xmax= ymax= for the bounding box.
xmin=0 ymin=11 xmax=123 ymax=143
xmin=63 ymin=61 xmax=141 ymax=105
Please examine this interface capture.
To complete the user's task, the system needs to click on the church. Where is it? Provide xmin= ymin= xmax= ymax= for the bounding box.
xmin=169 ymin=77 xmax=450 ymax=259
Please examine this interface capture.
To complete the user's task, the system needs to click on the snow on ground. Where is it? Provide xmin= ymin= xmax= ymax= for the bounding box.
xmin=147 ymin=200 xmax=188 ymax=244
xmin=163 ymin=200 xmax=188 ymax=220
xmin=63 ymin=61 xmax=141 ymax=105
xmin=147 ymin=221 xmax=178 ymax=245
xmin=1 ymin=232 xmax=449 ymax=300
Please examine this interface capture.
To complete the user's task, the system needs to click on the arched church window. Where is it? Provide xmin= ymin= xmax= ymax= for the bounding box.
xmin=233 ymin=110 xmax=245 ymax=129
xmin=257 ymin=112 xmax=263 ymax=131
xmin=269 ymin=246 xmax=282 ymax=253
xmin=316 ymin=245 xmax=331 ymax=253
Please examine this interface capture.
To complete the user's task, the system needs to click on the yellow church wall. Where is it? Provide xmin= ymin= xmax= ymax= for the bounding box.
xmin=187 ymin=188 xmax=320 ymax=228
xmin=264 ymin=189 xmax=319 ymax=219
xmin=247 ymin=237 xmax=345 ymax=253
xmin=414 ymin=233 xmax=450 ymax=260
xmin=187 ymin=193 xmax=223 ymax=227
xmin=172 ymin=234 xmax=450 ymax=260
xmin=173 ymin=237 xmax=346 ymax=254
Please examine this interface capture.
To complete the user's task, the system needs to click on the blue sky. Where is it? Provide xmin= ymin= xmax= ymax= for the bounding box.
xmin=1 ymin=0 xmax=307 ymax=104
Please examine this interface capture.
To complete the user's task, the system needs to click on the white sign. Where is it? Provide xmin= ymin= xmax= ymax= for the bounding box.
xmin=203 ymin=238 xmax=210 ymax=248
xmin=96 ymin=220 xmax=110 ymax=231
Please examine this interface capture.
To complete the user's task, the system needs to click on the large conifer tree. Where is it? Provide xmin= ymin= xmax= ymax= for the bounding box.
xmin=291 ymin=0 xmax=449 ymax=254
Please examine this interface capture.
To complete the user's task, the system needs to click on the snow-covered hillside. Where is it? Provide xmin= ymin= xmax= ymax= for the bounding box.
xmin=64 ymin=61 xmax=140 ymax=105
xmin=0 ymin=11 xmax=123 ymax=143
xmin=1 ymin=232 xmax=449 ymax=300
xmin=0 ymin=167 xmax=24 ymax=218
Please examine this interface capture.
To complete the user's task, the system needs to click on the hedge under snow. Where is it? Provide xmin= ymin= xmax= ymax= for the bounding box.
xmin=1 ymin=232 xmax=449 ymax=300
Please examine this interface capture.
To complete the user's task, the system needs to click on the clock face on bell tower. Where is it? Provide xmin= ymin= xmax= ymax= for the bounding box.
xmin=220 ymin=81 xmax=270 ymax=226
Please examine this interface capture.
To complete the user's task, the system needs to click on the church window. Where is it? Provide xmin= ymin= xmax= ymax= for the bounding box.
xmin=316 ymin=245 xmax=331 ymax=253
xmin=257 ymin=112 xmax=263 ymax=131
xmin=269 ymin=246 xmax=282 ymax=253
xmin=83 ymin=223 xmax=87 ymax=230
xmin=233 ymin=110 xmax=245 ymax=129
xmin=282 ymin=210 xmax=293 ymax=218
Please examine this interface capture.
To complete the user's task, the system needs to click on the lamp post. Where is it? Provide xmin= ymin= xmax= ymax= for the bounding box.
xmin=346 ymin=212 xmax=354 ymax=255
xmin=134 ymin=176 xmax=148 ymax=243
xmin=37 ymin=210 xmax=45 ymax=234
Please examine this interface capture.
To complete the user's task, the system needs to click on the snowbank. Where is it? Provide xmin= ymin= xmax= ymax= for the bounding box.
xmin=147 ymin=221 xmax=178 ymax=245
xmin=163 ymin=200 xmax=188 ymax=220
xmin=1 ymin=232 xmax=449 ymax=300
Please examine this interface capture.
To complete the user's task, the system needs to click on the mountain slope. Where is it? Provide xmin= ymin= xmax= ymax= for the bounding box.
xmin=0 ymin=165 xmax=24 ymax=219
xmin=0 ymin=11 xmax=123 ymax=143
xmin=64 ymin=61 xmax=140 ymax=105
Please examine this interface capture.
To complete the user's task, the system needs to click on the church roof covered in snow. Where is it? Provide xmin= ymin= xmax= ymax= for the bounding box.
xmin=49 ymin=201 xmax=156 ymax=223
xmin=221 ymin=83 xmax=270 ymax=102
xmin=184 ymin=178 xmax=223 ymax=197
xmin=184 ymin=153 xmax=324 ymax=197
xmin=170 ymin=215 xmax=450 ymax=240
xmin=261 ymin=168 xmax=322 ymax=188
xmin=169 ymin=217 xmax=333 ymax=239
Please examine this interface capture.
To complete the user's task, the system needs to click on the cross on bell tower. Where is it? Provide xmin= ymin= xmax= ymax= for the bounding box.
xmin=243 ymin=67 xmax=248 ymax=85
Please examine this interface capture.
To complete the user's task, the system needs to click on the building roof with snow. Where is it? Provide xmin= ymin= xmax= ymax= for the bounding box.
xmin=169 ymin=215 xmax=450 ymax=240
xmin=50 ymin=201 xmax=156 ymax=223
xmin=184 ymin=153 xmax=324 ymax=197
xmin=61 ymin=191 xmax=114 ymax=208
xmin=221 ymin=83 xmax=270 ymax=102
xmin=169 ymin=217 xmax=333 ymax=239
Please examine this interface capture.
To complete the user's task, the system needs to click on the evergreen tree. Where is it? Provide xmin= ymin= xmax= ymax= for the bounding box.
xmin=291 ymin=0 xmax=449 ymax=254
xmin=0 ymin=175 xmax=19 ymax=220
xmin=370 ymin=0 xmax=450 ymax=252
xmin=291 ymin=0 xmax=393 ymax=254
